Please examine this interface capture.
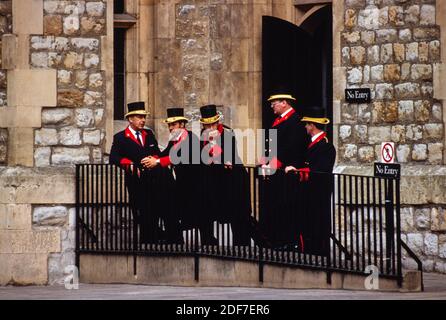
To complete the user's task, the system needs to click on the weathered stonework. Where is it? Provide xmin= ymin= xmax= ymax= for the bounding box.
xmin=341 ymin=1 xmax=446 ymax=274
xmin=26 ymin=1 xmax=108 ymax=167
xmin=342 ymin=1 xmax=443 ymax=165
xmin=0 ymin=1 xmax=12 ymax=162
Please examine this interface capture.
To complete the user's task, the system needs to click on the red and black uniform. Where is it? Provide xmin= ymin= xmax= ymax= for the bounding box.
xmin=260 ymin=109 xmax=310 ymax=248
xmin=158 ymin=129 xmax=203 ymax=239
xmin=199 ymin=124 xmax=253 ymax=246
xmin=301 ymin=132 xmax=336 ymax=256
xmin=268 ymin=108 xmax=310 ymax=169
xmin=110 ymin=126 xmax=168 ymax=244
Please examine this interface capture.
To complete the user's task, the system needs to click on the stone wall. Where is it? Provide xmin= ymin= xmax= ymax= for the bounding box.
xmin=0 ymin=1 xmax=12 ymax=164
xmin=340 ymin=0 xmax=443 ymax=164
xmin=337 ymin=0 xmax=446 ymax=276
xmin=0 ymin=0 xmax=110 ymax=286
xmin=32 ymin=0 xmax=107 ymax=166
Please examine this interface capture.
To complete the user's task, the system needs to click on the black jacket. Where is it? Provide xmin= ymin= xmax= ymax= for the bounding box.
xmin=110 ymin=127 xmax=161 ymax=167
xmin=305 ymin=135 xmax=336 ymax=173
xmin=200 ymin=124 xmax=250 ymax=223
xmin=270 ymin=109 xmax=310 ymax=169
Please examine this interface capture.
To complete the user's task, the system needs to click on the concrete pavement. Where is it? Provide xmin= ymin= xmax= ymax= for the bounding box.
xmin=0 ymin=273 xmax=445 ymax=300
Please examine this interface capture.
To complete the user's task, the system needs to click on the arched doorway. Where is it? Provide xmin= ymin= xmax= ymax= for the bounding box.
xmin=262 ymin=5 xmax=333 ymax=140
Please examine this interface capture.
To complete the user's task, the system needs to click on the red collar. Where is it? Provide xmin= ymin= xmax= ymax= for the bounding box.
xmin=125 ymin=126 xmax=147 ymax=146
xmin=172 ymin=129 xmax=189 ymax=150
xmin=272 ymin=108 xmax=295 ymax=127
xmin=308 ymin=132 xmax=327 ymax=149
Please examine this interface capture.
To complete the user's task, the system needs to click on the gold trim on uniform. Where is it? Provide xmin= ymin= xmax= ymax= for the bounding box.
xmin=199 ymin=114 xmax=221 ymax=124
xmin=163 ymin=116 xmax=189 ymax=124
xmin=267 ymin=94 xmax=296 ymax=101
xmin=301 ymin=116 xmax=330 ymax=125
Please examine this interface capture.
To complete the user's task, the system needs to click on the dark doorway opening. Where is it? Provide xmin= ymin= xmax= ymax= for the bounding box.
xmin=262 ymin=6 xmax=333 ymax=140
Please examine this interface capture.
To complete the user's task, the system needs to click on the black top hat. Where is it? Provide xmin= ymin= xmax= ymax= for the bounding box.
xmin=125 ymin=101 xmax=148 ymax=118
xmin=199 ymin=104 xmax=221 ymax=124
xmin=301 ymin=107 xmax=330 ymax=125
xmin=164 ymin=107 xmax=189 ymax=124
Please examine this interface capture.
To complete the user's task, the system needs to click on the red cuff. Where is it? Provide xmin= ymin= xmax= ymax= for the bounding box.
xmin=159 ymin=156 xmax=171 ymax=167
xmin=269 ymin=157 xmax=283 ymax=169
xmin=152 ymin=155 xmax=159 ymax=159
xmin=120 ymin=158 xmax=133 ymax=165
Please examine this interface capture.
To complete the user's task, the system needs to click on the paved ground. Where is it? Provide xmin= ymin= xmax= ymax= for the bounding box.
xmin=0 ymin=273 xmax=445 ymax=300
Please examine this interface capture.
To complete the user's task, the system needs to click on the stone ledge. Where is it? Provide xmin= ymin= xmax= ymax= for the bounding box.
xmin=0 ymin=167 xmax=75 ymax=204
xmin=80 ymin=254 xmax=421 ymax=292
xmin=334 ymin=165 xmax=446 ymax=205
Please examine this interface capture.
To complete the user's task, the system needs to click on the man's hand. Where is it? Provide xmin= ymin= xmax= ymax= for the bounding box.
xmin=285 ymin=166 xmax=297 ymax=173
xmin=141 ymin=156 xmax=158 ymax=169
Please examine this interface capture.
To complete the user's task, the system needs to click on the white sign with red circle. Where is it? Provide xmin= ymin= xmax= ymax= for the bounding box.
xmin=381 ymin=142 xmax=395 ymax=163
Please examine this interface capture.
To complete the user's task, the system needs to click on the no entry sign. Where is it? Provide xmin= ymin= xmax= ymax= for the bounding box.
xmin=381 ymin=142 xmax=395 ymax=163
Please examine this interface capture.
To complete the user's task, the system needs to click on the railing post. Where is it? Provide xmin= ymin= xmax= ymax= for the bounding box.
xmin=75 ymin=165 xmax=80 ymax=272
xmin=385 ymin=178 xmax=395 ymax=275
xmin=395 ymin=177 xmax=402 ymax=287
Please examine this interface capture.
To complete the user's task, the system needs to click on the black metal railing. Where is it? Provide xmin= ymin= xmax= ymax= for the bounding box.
xmin=75 ymin=164 xmax=420 ymax=286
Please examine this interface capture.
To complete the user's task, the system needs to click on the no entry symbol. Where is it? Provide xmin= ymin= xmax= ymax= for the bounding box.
xmin=381 ymin=142 xmax=394 ymax=163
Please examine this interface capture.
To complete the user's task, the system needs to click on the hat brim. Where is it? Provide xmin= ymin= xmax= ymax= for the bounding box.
xmin=163 ymin=116 xmax=189 ymax=124
xmin=199 ymin=114 xmax=221 ymax=124
xmin=125 ymin=110 xmax=149 ymax=118
xmin=267 ymin=94 xmax=296 ymax=102
xmin=301 ymin=117 xmax=330 ymax=125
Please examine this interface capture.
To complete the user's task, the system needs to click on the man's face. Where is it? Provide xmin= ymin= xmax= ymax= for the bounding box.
xmin=305 ymin=122 xmax=315 ymax=135
xmin=128 ymin=114 xmax=146 ymax=131
xmin=203 ymin=122 xmax=218 ymax=131
xmin=168 ymin=121 xmax=184 ymax=133
xmin=270 ymin=100 xmax=286 ymax=115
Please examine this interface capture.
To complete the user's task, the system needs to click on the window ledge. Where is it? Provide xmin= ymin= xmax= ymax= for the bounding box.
xmin=114 ymin=13 xmax=137 ymax=28
xmin=294 ymin=0 xmax=331 ymax=6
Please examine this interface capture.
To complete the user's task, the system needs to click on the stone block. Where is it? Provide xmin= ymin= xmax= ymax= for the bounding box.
xmin=400 ymin=166 xmax=446 ymax=205
xmin=34 ymin=147 xmax=51 ymax=167
xmin=33 ymin=206 xmax=68 ymax=227
xmin=0 ymin=230 xmax=60 ymax=254
xmin=8 ymin=127 xmax=34 ymax=167
xmin=431 ymin=207 xmax=446 ymax=232
xmin=52 ymin=147 xmax=90 ymax=165
xmin=427 ymin=143 xmax=443 ymax=164
xmin=0 ymin=204 xmax=32 ymax=230
xmin=1 ymin=34 xmax=17 ymax=69
xmin=137 ymin=256 xmax=196 ymax=285
xmin=0 ymin=253 xmax=48 ymax=285
xmin=7 ymin=69 xmax=57 ymax=107
xmin=13 ymin=0 xmax=43 ymax=35
xmin=80 ymin=254 xmax=137 ymax=284
xmin=44 ymin=15 xmax=63 ymax=36
xmin=433 ymin=63 xmax=446 ymax=100
xmin=0 ymin=167 xmax=76 ymax=204
xmin=230 ymin=38 xmax=249 ymax=72
xmin=0 ymin=106 xmax=42 ymax=128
